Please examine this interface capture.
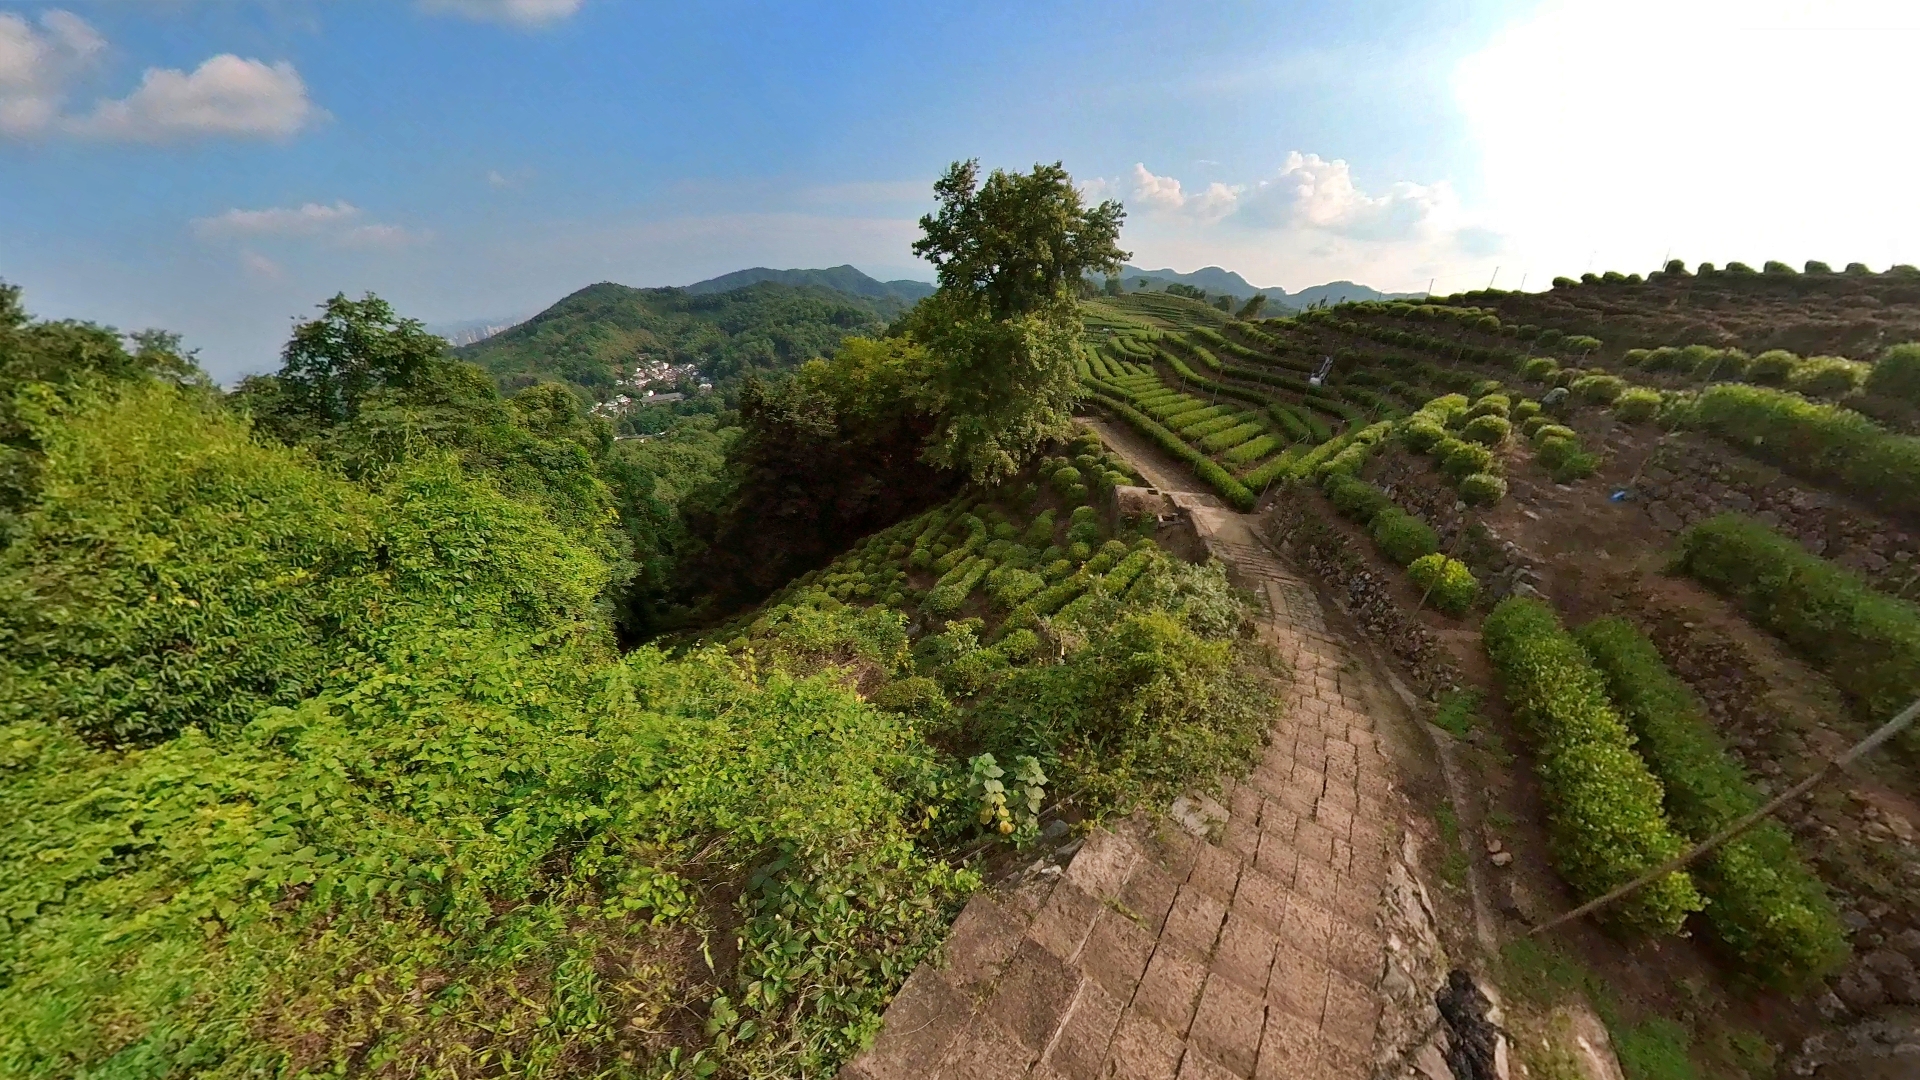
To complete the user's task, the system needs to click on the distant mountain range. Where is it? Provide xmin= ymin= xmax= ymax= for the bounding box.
xmin=1112 ymin=265 xmax=1424 ymax=309
xmin=685 ymin=264 xmax=935 ymax=304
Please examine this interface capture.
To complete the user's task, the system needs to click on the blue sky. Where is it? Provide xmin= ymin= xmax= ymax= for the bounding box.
xmin=4 ymin=0 xmax=1918 ymax=381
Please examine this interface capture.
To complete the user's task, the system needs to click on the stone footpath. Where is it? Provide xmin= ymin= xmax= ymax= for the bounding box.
xmin=841 ymin=505 xmax=1405 ymax=1080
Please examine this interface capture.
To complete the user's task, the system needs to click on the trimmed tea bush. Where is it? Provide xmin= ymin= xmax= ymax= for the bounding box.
xmin=1458 ymin=472 xmax=1507 ymax=507
xmin=1481 ymin=598 xmax=1703 ymax=934
xmin=1440 ymin=439 xmax=1495 ymax=480
xmin=1866 ymin=342 xmax=1920 ymax=405
xmin=1401 ymin=418 xmax=1449 ymax=453
xmin=1612 ymin=387 xmax=1662 ymax=424
xmin=1089 ymin=395 xmax=1256 ymax=510
xmin=1200 ymin=421 xmax=1266 ymax=453
xmin=1536 ymin=434 xmax=1599 ymax=482
xmin=1462 ymin=414 xmax=1512 ymax=446
xmin=1325 ymin=473 xmax=1393 ymax=524
xmin=1223 ymin=434 xmax=1281 ymax=465
xmin=1574 ymin=617 xmax=1848 ymax=987
xmin=1409 ymin=554 xmax=1478 ymax=615
xmin=1789 ymin=356 xmax=1869 ymax=399
xmin=1467 ymin=394 xmax=1512 ymax=419
xmin=1747 ymin=350 xmax=1800 ymax=385
xmin=1692 ymin=383 xmax=1920 ymax=521
xmin=1521 ymin=357 xmax=1559 ymax=381
xmin=1511 ymin=399 xmax=1541 ymax=424
xmin=1676 ymin=514 xmax=1920 ymax=721
xmin=1571 ymin=374 xmax=1626 ymax=404
xmin=1372 ymin=509 xmax=1438 ymax=566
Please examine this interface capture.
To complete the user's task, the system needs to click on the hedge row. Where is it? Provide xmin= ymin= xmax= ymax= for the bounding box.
xmin=1482 ymin=598 xmax=1704 ymax=933
xmin=1675 ymin=514 xmax=1920 ymax=725
xmin=1199 ymin=421 xmax=1266 ymax=453
xmin=1087 ymin=394 xmax=1256 ymax=510
xmin=1573 ymin=618 xmax=1848 ymax=987
xmin=1692 ymin=383 xmax=1920 ymax=523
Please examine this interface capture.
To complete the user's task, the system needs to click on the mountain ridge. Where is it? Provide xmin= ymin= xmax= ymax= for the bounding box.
xmin=684 ymin=264 xmax=935 ymax=303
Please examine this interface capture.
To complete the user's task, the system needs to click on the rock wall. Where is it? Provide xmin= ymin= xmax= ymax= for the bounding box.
xmin=1634 ymin=436 xmax=1920 ymax=597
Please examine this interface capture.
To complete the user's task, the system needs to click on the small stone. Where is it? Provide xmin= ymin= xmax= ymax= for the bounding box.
xmin=1889 ymin=928 xmax=1920 ymax=960
xmin=1836 ymin=968 xmax=1888 ymax=1011
xmin=1816 ymin=991 xmax=1849 ymax=1020
xmin=1864 ymin=949 xmax=1916 ymax=982
xmin=1491 ymin=851 xmax=1513 ymax=867
xmin=1485 ymin=835 xmax=1504 ymax=854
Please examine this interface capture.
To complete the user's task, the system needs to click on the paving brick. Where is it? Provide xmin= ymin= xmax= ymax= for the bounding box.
xmin=1330 ymin=876 xmax=1380 ymax=929
xmin=1227 ymin=782 xmax=1264 ymax=826
xmin=1162 ymin=883 xmax=1228 ymax=956
xmin=1279 ymin=894 xmax=1336 ymax=962
xmin=1030 ymin=881 xmax=1103 ymax=964
xmin=1117 ymin=862 xmax=1182 ymax=936
xmin=939 ymin=1012 xmax=1036 ymax=1080
xmin=1323 ymin=913 xmax=1383 ymax=985
xmin=1042 ymin=978 xmax=1124 ymax=1080
xmin=1320 ymin=969 xmax=1379 ymax=1049
xmin=941 ymin=897 xmax=1028 ymax=996
xmin=1316 ymin=1035 xmax=1371 ymax=1079
xmin=1190 ymin=973 xmax=1267 ymax=1077
xmin=1142 ymin=823 xmax=1203 ymax=879
xmin=1230 ymin=864 xmax=1289 ymax=934
xmin=1254 ymin=804 xmax=1299 ymax=847
xmin=1066 ymin=830 xmax=1140 ymax=899
xmin=1293 ymin=820 xmax=1337 ymax=868
xmin=1211 ymin=911 xmax=1277 ymax=994
xmin=1251 ymin=830 xmax=1297 ymax=886
xmin=855 ymin=965 xmax=973 ymax=1080
xmin=1106 ymin=1009 xmax=1184 ymax=1080
xmin=1253 ymin=1005 xmax=1320 ymax=1080
xmin=1082 ymin=907 xmax=1156 ymax=1001
xmin=1135 ymin=945 xmax=1208 ymax=1036
xmin=985 ymin=938 xmax=1083 ymax=1054
xmin=1187 ymin=841 xmax=1244 ymax=905
xmin=1290 ymin=855 xmax=1340 ymax=912
xmin=1311 ymin=798 xmax=1354 ymax=838
xmin=1176 ymin=1049 xmax=1240 ymax=1080
xmin=1265 ymin=940 xmax=1329 ymax=1024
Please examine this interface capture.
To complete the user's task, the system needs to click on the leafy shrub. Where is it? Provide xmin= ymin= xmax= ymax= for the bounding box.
xmin=1747 ymin=350 xmax=1800 ymax=385
xmin=1023 ymin=508 xmax=1056 ymax=547
xmin=1695 ymin=348 xmax=1749 ymax=380
xmin=1371 ymin=509 xmax=1438 ymax=566
xmin=1521 ymin=357 xmax=1559 ymax=381
xmin=1692 ymin=383 xmax=1920 ymax=521
xmin=1511 ymin=399 xmax=1541 ymax=423
xmin=1640 ymin=346 xmax=1683 ymax=372
xmin=925 ymin=556 xmax=996 ymax=614
xmin=1177 ymin=409 xmax=1246 ymax=437
xmin=1677 ymin=514 xmax=1920 ymax=721
xmin=1066 ymin=505 xmax=1102 ymax=547
xmin=1481 ymin=599 xmax=1703 ymax=933
xmin=1461 ymin=414 xmax=1512 ymax=446
xmin=1529 ymin=423 xmax=1576 ymax=446
xmin=1789 ymin=356 xmax=1869 ymax=398
xmin=1805 ymin=260 xmax=1832 ymax=274
xmin=1867 ymin=342 xmax=1920 ymax=405
xmin=1409 ymin=554 xmax=1478 ymax=615
xmin=1049 ymin=465 xmax=1082 ymax=496
xmin=1571 ymin=374 xmax=1626 ymax=404
xmin=1612 ymin=387 xmax=1662 ymax=423
xmin=1622 ymin=349 xmax=1652 ymax=368
xmin=1440 ymin=439 xmax=1495 ymax=480
xmin=1458 ymin=472 xmax=1508 ymax=506
xmin=1574 ymin=617 xmax=1847 ymax=986
xmin=1536 ymin=435 xmax=1599 ymax=482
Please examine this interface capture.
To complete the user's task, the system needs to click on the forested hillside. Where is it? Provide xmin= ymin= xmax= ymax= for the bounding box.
xmin=456 ymin=280 xmax=903 ymax=404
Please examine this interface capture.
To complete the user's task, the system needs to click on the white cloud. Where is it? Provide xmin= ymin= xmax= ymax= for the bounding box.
xmin=1454 ymin=0 xmax=1920 ymax=276
xmin=1113 ymin=155 xmax=1505 ymax=295
xmin=420 ymin=0 xmax=583 ymax=27
xmin=487 ymin=169 xmax=511 ymax=188
xmin=1128 ymin=163 xmax=1239 ymax=224
xmin=0 ymin=9 xmax=104 ymax=136
xmin=193 ymin=201 xmax=425 ymax=248
xmin=72 ymin=55 xmax=317 ymax=142
xmin=0 ymin=10 xmax=320 ymax=142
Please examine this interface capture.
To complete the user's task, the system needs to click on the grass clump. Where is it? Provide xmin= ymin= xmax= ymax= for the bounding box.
xmin=1574 ymin=617 xmax=1848 ymax=987
xmin=1481 ymin=599 xmax=1703 ymax=933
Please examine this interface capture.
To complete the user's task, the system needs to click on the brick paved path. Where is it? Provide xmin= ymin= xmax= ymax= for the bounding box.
xmin=843 ymin=507 xmax=1403 ymax=1080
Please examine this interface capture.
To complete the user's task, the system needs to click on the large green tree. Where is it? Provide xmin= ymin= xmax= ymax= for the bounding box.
xmin=273 ymin=292 xmax=448 ymax=430
xmin=908 ymin=160 xmax=1126 ymax=482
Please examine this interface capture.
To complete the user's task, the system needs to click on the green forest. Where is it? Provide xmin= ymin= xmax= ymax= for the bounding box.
xmin=0 ymin=162 xmax=1278 ymax=1079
